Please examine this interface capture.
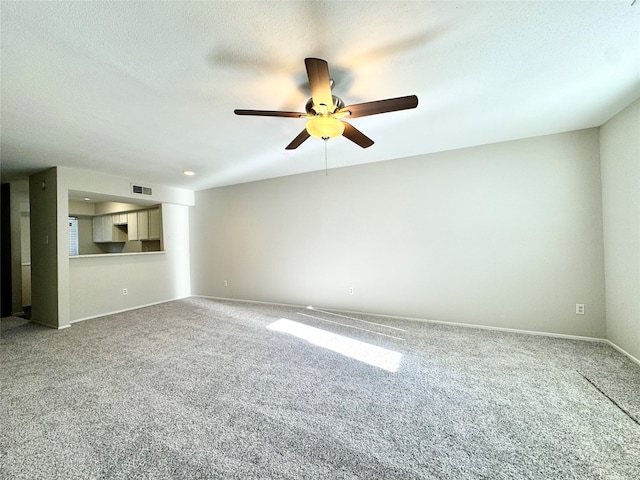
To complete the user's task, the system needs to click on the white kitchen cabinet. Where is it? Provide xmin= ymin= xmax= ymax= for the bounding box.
xmin=138 ymin=210 xmax=149 ymax=240
xmin=93 ymin=215 xmax=126 ymax=242
xmin=92 ymin=208 xmax=159 ymax=245
xmin=92 ymin=216 xmax=104 ymax=242
xmin=148 ymin=208 xmax=161 ymax=240
xmin=111 ymin=216 xmax=127 ymax=242
xmin=93 ymin=215 xmax=114 ymax=242
xmin=113 ymin=213 xmax=128 ymax=225
xmin=127 ymin=212 xmax=138 ymax=241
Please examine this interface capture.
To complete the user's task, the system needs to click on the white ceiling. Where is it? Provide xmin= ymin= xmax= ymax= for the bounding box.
xmin=1 ymin=1 xmax=639 ymax=191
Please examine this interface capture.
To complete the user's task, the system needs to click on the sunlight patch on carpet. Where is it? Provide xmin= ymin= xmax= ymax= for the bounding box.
xmin=268 ymin=318 xmax=402 ymax=372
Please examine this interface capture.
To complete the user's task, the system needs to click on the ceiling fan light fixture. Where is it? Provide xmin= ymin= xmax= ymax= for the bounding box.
xmin=234 ymin=58 xmax=418 ymax=149
xmin=306 ymin=116 xmax=344 ymax=139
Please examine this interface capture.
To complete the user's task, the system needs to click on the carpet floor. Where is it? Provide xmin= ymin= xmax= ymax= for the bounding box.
xmin=1 ymin=297 xmax=639 ymax=479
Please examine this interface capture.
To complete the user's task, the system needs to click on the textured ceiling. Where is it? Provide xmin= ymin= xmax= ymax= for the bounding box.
xmin=1 ymin=1 xmax=639 ymax=191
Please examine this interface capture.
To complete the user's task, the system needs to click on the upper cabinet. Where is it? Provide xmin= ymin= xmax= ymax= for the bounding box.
xmin=113 ymin=213 xmax=128 ymax=225
xmin=69 ymin=197 xmax=163 ymax=256
xmin=92 ymin=215 xmax=109 ymax=242
xmin=138 ymin=210 xmax=149 ymax=241
xmin=149 ymin=208 xmax=161 ymax=240
xmin=92 ymin=207 xmax=160 ymax=245
xmin=127 ymin=208 xmax=160 ymax=242
xmin=92 ymin=215 xmax=104 ymax=242
xmin=127 ymin=212 xmax=138 ymax=241
xmin=92 ymin=214 xmax=127 ymax=243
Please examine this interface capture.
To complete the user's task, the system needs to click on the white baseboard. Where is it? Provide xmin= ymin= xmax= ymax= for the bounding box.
xmin=603 ymin=340 xmax=640 ymax=367
xmin=69 ymin=295 xmax=190 ymax=325
xmin=195 ymin=295 xmax=308 ymax=310
xmin=394 ymin=315 xmax=607 ymax=343
xmin=27 ymin=318 xmax=69 ymax=330
xmin=194 ymin=295 xmax=640 ymax=366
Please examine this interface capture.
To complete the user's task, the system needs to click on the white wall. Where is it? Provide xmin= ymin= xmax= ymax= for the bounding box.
xmin=59 ymin=168 xmax=193 ymax=324
xmin=62 ymin=168 xmax=194 ymax=207
xmin=600 ymin=99 xmax=640 ymax=360
xmin=69 ymin=203 xmax=191 ymax=321
xmin=190 ymin=129 xmax=606 ymax=338
xmin=28 ymin=167 xmax=193 ymax=327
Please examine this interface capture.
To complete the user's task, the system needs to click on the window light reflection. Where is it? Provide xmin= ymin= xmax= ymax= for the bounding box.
xmin=267 ymin=318 xmax=402 ymax=372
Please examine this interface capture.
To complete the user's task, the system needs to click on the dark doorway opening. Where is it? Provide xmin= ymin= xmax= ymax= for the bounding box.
xmin=1 ymin=183 xmax=13 ymax=317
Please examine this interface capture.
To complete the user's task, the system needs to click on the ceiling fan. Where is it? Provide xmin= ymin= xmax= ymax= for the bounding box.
xmin=234 ymin=58 xmax=418 ymax=150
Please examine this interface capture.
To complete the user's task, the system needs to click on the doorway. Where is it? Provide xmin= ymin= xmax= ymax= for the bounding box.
xmin=1 ymin=183 xmax=12 ymax=317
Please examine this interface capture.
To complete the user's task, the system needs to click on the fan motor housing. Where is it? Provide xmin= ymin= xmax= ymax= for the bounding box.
xmin=305 ymin=96 xmax=345 ymax=115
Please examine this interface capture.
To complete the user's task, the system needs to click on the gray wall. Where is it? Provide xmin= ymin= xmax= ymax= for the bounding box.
xmin=190 ymin=129 xmax=606 ymax=338
xmin=600 ymin=99 xmax=640 ymax=360
xmin=29 ymin=168 xmax=60 ymax=328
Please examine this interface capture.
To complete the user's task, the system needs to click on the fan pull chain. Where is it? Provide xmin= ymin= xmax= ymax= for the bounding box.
xmin=323 ymin=137 xmax=328 ymax=176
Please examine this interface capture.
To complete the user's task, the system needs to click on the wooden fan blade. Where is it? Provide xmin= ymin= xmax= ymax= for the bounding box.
xmin=234 ymin=109 xmax=305 ymax=118
xmin=305 ymin=58 xmax=334 ymax=110
xmin=342 ymin=122 xmax=374 ymax=148
xmin=340 ymin=95 xmax=418 ymax=119
xmin=285 ymin=129 xmax=311 ymax=150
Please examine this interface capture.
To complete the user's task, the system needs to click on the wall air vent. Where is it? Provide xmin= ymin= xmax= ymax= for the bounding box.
xmin=131 ymin=184 xmax=153 ymax=196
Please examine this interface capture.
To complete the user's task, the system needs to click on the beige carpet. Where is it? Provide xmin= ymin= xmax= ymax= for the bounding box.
xmin=1 ymin=297 xmax=639 ymax=479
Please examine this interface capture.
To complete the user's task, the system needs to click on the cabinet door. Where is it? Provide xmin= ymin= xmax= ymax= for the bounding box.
xmin=138 ymin=210 xmax=149 ymax=240
xmin=127 ymin=212 xmax=138 ymax=241
xmin=113 ymin=213 xmax=127 ymax=225
xmin=112 ymin=216 xmax=127 ymax=242
xmin=149 ymin=208 xmax=161 ymax=240
xmin=102 ymin=216 xmax=113 ymax=242
xmin=92 ymin=216 xmax=103 ymax=242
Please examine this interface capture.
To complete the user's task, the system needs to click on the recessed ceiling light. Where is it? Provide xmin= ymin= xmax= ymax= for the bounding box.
xmin=83 ymin=197 xmax=91 ymax=201
xmin=183 ymin=170 xmax=195 ymax=176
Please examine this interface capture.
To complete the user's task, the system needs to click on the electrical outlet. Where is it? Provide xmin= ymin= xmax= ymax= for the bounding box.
xmin=576 ymin=304 xmax=584 ymax=315
xmin=348 ymin=287 xmax=354 ymax=295
xmin=122 ymin=288 xmax=128 ymax=296
xmin=224 ymin=280 xmax=228 ymax=287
